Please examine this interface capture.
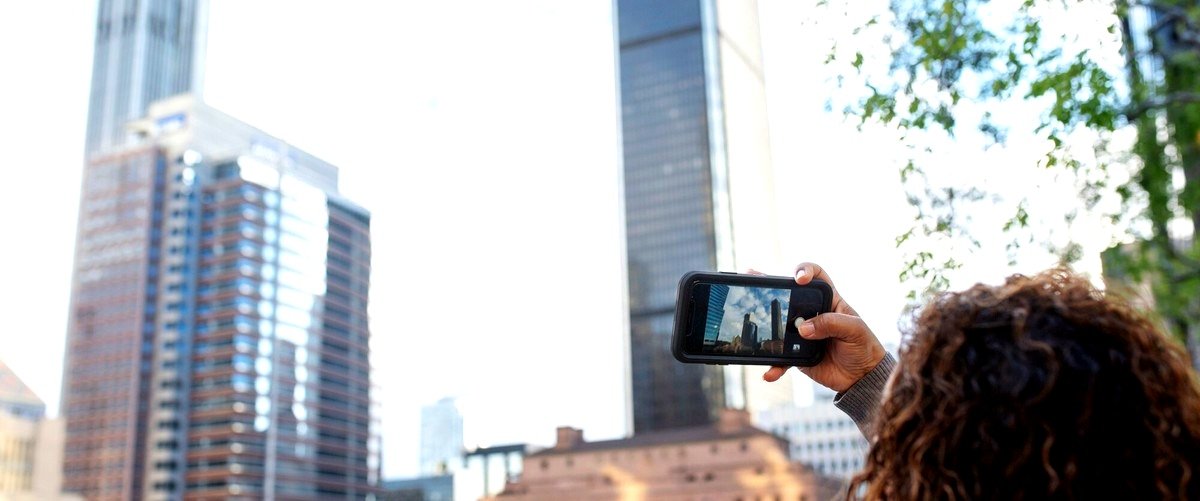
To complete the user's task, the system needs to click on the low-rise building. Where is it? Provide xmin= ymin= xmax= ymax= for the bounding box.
xmin=489 ymin=409 xmax=842 ymax=500
xmin=0 ymin=361 xmax=80 ymax=501
xmin=380 ymin=474 xmax=454 ymax=501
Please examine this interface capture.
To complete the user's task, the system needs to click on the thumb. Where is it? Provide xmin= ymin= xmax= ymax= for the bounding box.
xmin=796 ymin=313 xmax=870 ymax=343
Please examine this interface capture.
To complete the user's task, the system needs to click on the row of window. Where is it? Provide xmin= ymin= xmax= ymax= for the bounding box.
xmin=539 ymin=441 xmax=760 ymax=472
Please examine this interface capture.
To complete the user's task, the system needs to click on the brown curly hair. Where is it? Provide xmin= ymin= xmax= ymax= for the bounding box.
xmin=849 ymin=269 xmax=1200 ymax=500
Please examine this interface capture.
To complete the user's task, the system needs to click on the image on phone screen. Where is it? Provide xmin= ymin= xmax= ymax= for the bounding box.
xmin=696 ymin=284 xmax=824 ymax=357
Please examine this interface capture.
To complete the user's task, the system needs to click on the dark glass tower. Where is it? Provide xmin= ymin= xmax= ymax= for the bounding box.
xmin=616 ymin=0 xmax=780 ymax=433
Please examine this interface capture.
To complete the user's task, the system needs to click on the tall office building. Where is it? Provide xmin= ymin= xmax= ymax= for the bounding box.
xmin=418 ymin=398 xmax=464 ymax=476
xmin=66 ymin=1 xmax=207 ymax=494
xmin=62 ymin=94 xmax=377 ymax=499
xmin=615 ymin=0 xmax=787 ymax=433
xmin=702 ymin=284 xmax=728 ymax=345
xmin=85 ymin=0 xmax=207 ymax=155
xmin=65 ymin=2 xmax=375 ymax=499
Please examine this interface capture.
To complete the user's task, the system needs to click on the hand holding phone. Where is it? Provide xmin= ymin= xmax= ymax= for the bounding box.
xmin=672 ymin=271 xmax=832 ymax=367
xmin=761 ymin=262 xmax=888 ymax=393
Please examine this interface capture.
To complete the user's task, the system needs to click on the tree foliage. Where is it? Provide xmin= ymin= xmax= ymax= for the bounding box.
xmin=826 ymin=0 xmax=1200 ymax=347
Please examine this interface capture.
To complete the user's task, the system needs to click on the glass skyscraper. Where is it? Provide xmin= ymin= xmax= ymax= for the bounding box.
xmin=615 ymin=0 xmax=788 ymax=433
xmin=62 ymin=2 xmax=376 ymax=499
xmin=418 ymin=398 xmax=463 ymax=476
xmin=64 ymin=95 xmax=377 ymax=500
xmin=85 ymin=0 xmax=207 ymax=156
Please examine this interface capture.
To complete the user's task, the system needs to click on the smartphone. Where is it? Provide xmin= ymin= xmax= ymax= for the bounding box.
xmin=672 ymin=271 xmax=833 ymax=367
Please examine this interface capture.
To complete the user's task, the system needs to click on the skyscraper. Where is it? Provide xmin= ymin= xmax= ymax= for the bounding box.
xmin=62 ymin=2 xmax=376 ymax=497
xmin=85 ymin=0 xmax=207 ymax=155
xmin=770 ymin=299 xmax=782 ymax=341
xmin=740 ymin=314 xmax=758 ymax=349
xmin=418 ymin=398 xmax=463 ymax=476
xmin=703 ymin=284 xmax=729 ymax=346
xmin=615 ymin=0 xmax=785 ymax=432
xmin=64 ymin=2 xmax=209 ymax=497
xmin=62 ymin=94 xmax=377 ymax=500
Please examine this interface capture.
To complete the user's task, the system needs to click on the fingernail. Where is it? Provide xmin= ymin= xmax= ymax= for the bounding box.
xmin=795 ymin=268 xmax=808 ymax=281
xmin=798 ymin=320 xmax=815 ymax=337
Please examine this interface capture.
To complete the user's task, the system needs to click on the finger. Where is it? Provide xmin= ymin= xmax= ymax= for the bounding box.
xmin=795 ymin=313 xmax=871 ymax=343
xmin=793 ymin=262 xmax=857 ymax=315
xmin=793 ymin=262 xmax=834 ymax=286
xmin=762 ymin=366 xmax=787 ymax=382
xmin=745 ymin=268 xmax=766 ymax=276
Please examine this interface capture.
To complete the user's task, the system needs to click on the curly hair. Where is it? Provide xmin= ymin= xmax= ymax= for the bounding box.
xmin=849 ymin=269 xmax=1200 ymax=500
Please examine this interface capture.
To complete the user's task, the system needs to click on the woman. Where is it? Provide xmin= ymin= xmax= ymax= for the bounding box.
xmin=765 ymin=263 xmax=1200 ymax=499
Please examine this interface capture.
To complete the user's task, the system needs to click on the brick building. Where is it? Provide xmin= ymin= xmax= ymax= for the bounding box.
xmin=490 ymin=410 xmax=843 ymax=501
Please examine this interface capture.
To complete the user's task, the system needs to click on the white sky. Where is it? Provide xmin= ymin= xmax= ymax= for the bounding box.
xmin=0 ymin=0 xmax=1120 ymax=480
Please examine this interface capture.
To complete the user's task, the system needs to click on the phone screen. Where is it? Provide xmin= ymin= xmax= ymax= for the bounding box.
xmin=690 ymin=283 xmax=826 ymax=358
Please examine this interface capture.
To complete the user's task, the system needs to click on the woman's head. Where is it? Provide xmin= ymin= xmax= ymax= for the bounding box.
xmin=852 ymin=269 xmax=1200 ymax=500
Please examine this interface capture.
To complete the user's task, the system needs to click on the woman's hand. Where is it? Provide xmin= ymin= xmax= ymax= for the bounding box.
xmin=760 ymin=262 xmax=886 ymax=393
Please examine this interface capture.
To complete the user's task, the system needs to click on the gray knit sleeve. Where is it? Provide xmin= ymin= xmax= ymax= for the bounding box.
xmin=833 ymin=352 xmax=896 ymax=439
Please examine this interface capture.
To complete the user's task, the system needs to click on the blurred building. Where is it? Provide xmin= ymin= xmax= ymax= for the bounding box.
xmin=84 ymin=0 xmax=207 ymax=156
xmin=67 ymin=1 xmax=376 ymax=498
xmin=0 ymin=361 xmax=45 ymax=422
xmin=61 ymin=93 xmax=377 ymax=500
xmin=487 ymin=409 xmax=842 ymax=500
xmin=420 ymin=398 xmax=464 ymax=476
xmin=380 ymin=475 xmax=453 ymax=501
xmin=0 ymin=361 xmax=80 ymax=501
xmin=461 ymin=444 xmax=527 ymax=501
xmin=615 ymin=0 xmax=791 ymax=433
xmin=756 ymin=403 xmax=868 ymax=479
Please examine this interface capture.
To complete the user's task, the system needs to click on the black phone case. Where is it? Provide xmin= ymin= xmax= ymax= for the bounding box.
xmin=671 ymin=271 xmax=833 ymax=367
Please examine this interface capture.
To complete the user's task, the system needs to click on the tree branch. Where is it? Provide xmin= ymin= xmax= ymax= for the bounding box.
xmin=1126 ymin=92 xmax=1200 ymax=120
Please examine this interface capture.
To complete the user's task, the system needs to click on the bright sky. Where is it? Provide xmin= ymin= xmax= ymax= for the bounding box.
xmin=0 ymin=0 xmax=1120 ymax=480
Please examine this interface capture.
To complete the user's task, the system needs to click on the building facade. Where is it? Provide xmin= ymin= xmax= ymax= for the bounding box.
xmin=756 ymin=403 xmax=868 ymax=479
xmin=0 ymin=361 xmax=45 ymax=496
xmin=85 ymin=0 xmax=207 ymax=155
xmin=61 ymin=95 xmax=376 ymax=500
xmin=65 ymin=1 xmax=208 ymax=495
xmin=379 ymin=475 xmax=453 ymax=501
xmin=615 ymin=0 xmax=790 ymax=434
xmin=489 ymin=409 xmax=842 ymax=500
xmin=66 ymin=1 xmax=376 ymax=499
xmin=419 ymin=397 xmax=464 ymax=476
xmin=0 ymin=361 xmax=80 ymax=501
